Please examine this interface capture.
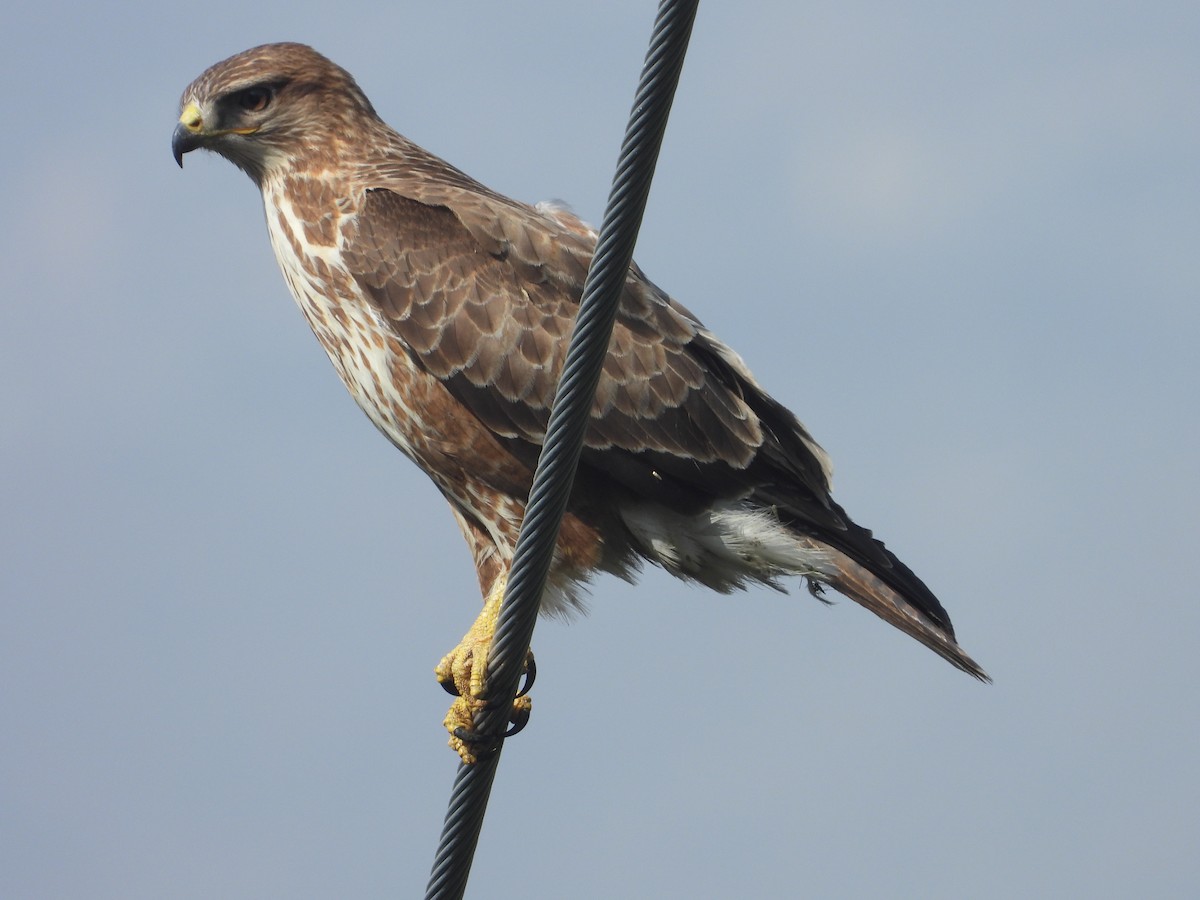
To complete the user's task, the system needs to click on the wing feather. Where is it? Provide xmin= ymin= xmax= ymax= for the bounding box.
xmin=341 ymin=186 xmax=837 ymax=514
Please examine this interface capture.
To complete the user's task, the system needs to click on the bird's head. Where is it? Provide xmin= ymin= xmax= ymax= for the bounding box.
xmin=172 ymin=42 xmax=378 ymax=183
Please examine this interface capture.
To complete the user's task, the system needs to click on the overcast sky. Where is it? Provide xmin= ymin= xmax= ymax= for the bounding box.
xmin=3 ymin=2 xmax=1198 ymax=898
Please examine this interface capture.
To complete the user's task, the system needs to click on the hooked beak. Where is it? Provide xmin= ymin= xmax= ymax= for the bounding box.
xmin=172 ymin=101 xmax=261 ymax=168
xmin=172 ymin=102 xmax=205 ymax=168
xmin=172 ymin=122 xmax=203 ymax=167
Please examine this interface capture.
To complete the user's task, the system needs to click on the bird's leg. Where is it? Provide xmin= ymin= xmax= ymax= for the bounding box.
xmin=434 ymin=573 xmax=534 ymax=764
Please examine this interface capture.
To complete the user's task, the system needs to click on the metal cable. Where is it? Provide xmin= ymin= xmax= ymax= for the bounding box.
xmin=425 ymin=2 xmax=699 ymax=897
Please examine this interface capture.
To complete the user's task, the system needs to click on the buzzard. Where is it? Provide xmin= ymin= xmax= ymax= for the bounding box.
xmin=173 ymin=43 xmax=987 ymax=761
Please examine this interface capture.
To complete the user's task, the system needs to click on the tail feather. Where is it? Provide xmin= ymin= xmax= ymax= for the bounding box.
xmin=815 ymin=543 xmax=990 ymax=682
xmin=617 ymin=501 xmax=989 ymax=681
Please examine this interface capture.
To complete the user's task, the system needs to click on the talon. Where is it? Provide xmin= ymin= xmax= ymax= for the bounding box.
xmin=452 ymin=695 xmax=532 ymax=745
xmin=505 ymin=696 xmax=531 ymax=736
xmin=450 ymin=725 xmax=501 ymax=762
xmin=436 ymin=575 xmax=537 ymax=764
xmin=514 ymin=651 xmax=536 ymax=698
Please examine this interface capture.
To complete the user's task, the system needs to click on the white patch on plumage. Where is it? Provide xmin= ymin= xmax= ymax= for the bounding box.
xmin=535 ymin=200 xmax=597 ymax=240
xmin=262 ymin=182 xmax=422 ymax=462
xmin=619 ymin=501 xmax=836 ymax=592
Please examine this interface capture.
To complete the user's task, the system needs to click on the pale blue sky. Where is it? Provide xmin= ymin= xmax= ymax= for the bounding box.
xmin=3 ymin=3 xmax=1198 ymax=897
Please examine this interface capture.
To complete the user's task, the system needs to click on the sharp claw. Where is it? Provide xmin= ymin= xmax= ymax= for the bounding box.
xmin=439 ymin=649 xmax=534 ymax=700
xmin=437 ymin=581 xmax=535 ymax=763
xmin=474 ymin=650 xmax=535 ymax=706
xmin=514 ymin=653 xmax=536 ymax=698
xmin=452 ymin=700 xmax=531 ymax=749
xmin=503 ymin=702 xmax=531 ymax=737
xmin=452 ymin=725 xmax=490 ymax=745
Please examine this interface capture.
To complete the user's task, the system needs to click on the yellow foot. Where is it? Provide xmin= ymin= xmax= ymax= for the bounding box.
xmin=434 ymin=576 xmax=535 ymax=764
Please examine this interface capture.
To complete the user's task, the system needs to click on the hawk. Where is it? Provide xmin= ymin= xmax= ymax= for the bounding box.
xmin=173 ymin=43 xmax=987 ymax=761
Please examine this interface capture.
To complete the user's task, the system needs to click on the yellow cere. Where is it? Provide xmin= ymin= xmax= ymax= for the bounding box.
xmin=178 ymin=102 xmax=203 ymax=132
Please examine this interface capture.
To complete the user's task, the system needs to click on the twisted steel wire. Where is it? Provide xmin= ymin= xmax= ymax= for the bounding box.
xmin=425 ymin=2 xmax=698 ymax=896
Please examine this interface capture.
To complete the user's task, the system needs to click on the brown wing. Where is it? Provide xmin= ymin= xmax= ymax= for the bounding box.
xmin=341 ymin=188 xmax=828 ymax=500
xmin=342 ymin=186 xmax=962 ymax=636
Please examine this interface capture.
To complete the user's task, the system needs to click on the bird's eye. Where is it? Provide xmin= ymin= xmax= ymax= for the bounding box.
xmin=237 ymin=87 xmax=271 ymax=112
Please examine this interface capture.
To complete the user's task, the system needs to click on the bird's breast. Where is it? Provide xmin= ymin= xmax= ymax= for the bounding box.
xmin=262 ymin=186 xmax=426 ymax=459
xmin=258 ymin=183 xmax=541 ymax=548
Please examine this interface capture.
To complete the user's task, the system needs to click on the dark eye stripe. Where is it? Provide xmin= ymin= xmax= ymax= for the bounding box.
xmin=236 ymin=87 xmax=271 ymax=112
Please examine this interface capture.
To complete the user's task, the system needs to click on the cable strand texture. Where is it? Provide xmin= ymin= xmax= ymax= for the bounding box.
xmin=425 ymin=3 xmax=699 ymax=897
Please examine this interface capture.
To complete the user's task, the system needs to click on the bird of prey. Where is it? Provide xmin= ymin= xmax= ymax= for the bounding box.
xmin=173 ymin=43 xmax=987 ymax=762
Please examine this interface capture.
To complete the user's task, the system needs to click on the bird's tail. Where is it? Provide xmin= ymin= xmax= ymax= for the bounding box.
xmin=809 ymin=540 xmax=990 ymax=682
